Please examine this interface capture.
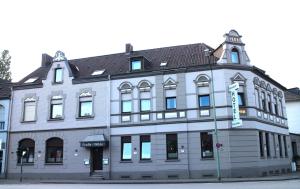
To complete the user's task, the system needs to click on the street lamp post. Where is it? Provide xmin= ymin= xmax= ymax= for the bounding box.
xmin=204 ymin=49 xmax=221 ymax=181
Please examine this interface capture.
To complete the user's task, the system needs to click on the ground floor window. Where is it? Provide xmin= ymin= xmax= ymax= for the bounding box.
xmin=0 ymin=150 xmax=3 ymax=173
xmin=265 ymin=133 xmax=270 ymax=157
xmin=259 ymin=132 xmax=264 ymax=157
xmin=278 ymin=135 xmax=283 ymax=157
xmin=283 ymin=136 xmax=288 ymax=157
xmin=45 ymin=137 xmax=63 ymax=163
xmin=140 ymin=135 xmax=151 ymax=160
xmin=121 ymin=136 xmax=132 ymax=161
xmin=17 ymin=139 xmax=35 ymax=164
xmin=166 ymin=134 xmax=178 ymax=160
xmin=201 ymin=132 xmax=214 ymax=158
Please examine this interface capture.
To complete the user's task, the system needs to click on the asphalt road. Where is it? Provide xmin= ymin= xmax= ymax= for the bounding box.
xmin=1 ymin=180 xmax=300 ymax=189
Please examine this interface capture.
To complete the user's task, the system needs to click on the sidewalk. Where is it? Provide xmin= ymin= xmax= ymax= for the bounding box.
xmin=1 ymin=172 xmax=300 ymax=184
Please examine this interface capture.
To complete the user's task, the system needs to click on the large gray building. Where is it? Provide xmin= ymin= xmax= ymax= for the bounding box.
xmin=7 ymin=30 xmax=292 ymax=180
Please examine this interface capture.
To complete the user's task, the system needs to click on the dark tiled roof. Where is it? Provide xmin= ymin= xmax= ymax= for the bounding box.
xmin=285 ymin=89 xmax=300 ymax=102
xmin=0 ymin=79 xmax=12 ymax=99
xmin=17 ymin=43 xmax=213 ymax=85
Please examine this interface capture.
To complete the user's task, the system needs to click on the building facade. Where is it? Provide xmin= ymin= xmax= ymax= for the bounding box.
xmin=0 ymin=79 xmax=12 ymax=178
xmin=7 ymin=30 xmax=292 ymax=180
xmin=285 ymin=88 xmax=300 ymax=165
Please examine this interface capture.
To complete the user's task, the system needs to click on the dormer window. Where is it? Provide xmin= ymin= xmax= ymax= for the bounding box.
xmin=231 ymin=48 xmax=240 ymax=64
xmin=131 ymin=60 xmax=142 ymax=71
xmin=54 ymin=68 xmax=63 ymax=83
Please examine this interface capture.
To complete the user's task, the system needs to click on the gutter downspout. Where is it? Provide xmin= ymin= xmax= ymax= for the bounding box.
xmin=108 ymin=75 xmax=112 ymax=180
xmin=4 ymin=86 xmax=13 ymax=179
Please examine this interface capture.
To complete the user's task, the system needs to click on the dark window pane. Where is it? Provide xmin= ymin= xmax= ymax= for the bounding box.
xmin=278 ymin=135 xmax=283 ymax=157
xmin=283 ymin=136 xmax=288 ymax=157
xmin=46 ymin=138 xmax=63 ymax=163
xmin=199 ymin=95 xmax=210 ymax=107
xmin=274 ymin=98 xmax=278 ymax=115
xmin=121 ymin=136 xmax=132 ymax=161
xmin=166 ymin=134 xmax=178 ymax=159
xmin=54 ymin=68 xmax=63 ymax=83
xmin=259 ymin=132 xmax=264 ymax=157
xmin=201 ymin=132 xmax=214 ymax=158
xmin=166 ymin=97 xmax=176 ymax=110
xmin=266 ymin=133 xmax=270 ymax=157
xmin=140 ymin=135 xmax=151 ymax=160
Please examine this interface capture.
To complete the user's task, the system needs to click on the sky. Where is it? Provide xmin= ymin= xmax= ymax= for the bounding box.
xmin=1 ymin=0 xmax=300 ymax=89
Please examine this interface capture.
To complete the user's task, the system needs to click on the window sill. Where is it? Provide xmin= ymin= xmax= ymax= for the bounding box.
xmin=48 ymin=118 xmax=64 ymax=122
xmin=120 ymin=160 xmax=133 ymax=163
xmin=17 ymin=163 xmax=34 ymax=166
xmin=165 ymin=159 xmax=180 ymax=162
xmin=52 ymin=81 xmax=63 ymax=85
xmin=21 ymin=120 xmax=36 ymax=124
xmin=201 ymin=157 xmax=215 ymax=161
xmin=76 ymin=116 xmax=94 ymax=120
xmin=139 ymin=160 xmax=152 ymax=163
xmin=45 ymin=163 xmax=63 ymax=165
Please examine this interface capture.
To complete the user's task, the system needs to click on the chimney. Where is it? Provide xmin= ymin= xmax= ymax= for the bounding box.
xmin=125 ymin=43 xmax=133 ymax=54
xmin=41 ymin=53 xmax=53 ymax=67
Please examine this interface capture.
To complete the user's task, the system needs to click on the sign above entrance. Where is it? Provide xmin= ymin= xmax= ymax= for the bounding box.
xmin=80 ymin=134 xmax=108 ymax=148
xmin=229 ymin=82 xmax=242 ymax=127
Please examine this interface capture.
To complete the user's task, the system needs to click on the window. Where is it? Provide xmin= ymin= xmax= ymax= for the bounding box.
xmin=279 ymin=99 xmax=284 ymax=116
xmin=78 ymin=92 xmax=93 ymax=118
xmin=23 ymin=99 xmax=36 ymax=122
xmin=54 ymin=68 xmax=63 ymax=83
xmin=198 ymin=95 xmax=210 ymax=107
xmin=231 ymin=48 xmax=240 ymax=64
xmin=274 ymin=97 xmax=278 ymax=115
xmin=283 ymin=136 xmax=288 ymax=157
xmin=166 ymin=97 xmax=176 ymax=110
xmin=17 ymin=139 xmax=35 ymax=164
xmin=255 ymin=89 xmax=261 ymax=108
xmin=166 ymin=134 xmax=178 ymax=160
xmin=201 ymin=132 xmax=214 ymax=158
xmin=45 ymin=138 xmax=63 ymax=163
xmin=259 ymin=132 xmax=264 ymax=157
xmin=238 ymin=93 xmax=245 ymax=106
xmin=131 ymin=60 xmax=142 ymax=71
xmin=267 ymin=94 xmax=272 ymax=113
xmin=261 ymin=92 xmax=267 ymax=111
xmin=122 ymin=100 xmax=132 ymax=113
xmin=121 ymin=136 xmax=132 ymax=161
xmin=278 ymin=135 xmax=283 ymax=157
xmin=0 ymin=105 xmax=4 ymax=121
xmin=265 ymin=133 xmax=270 ymax=157
xmin=79 ymin=101 xmax=92 ymax=117
xmin=273 ymin=133 xmax=277 ymax=157
xmin=140 ymin=99 xmax=151 ymax=112
xmin=50 ymin=96 xmax=63 ymax=119
xmin=140 ymin=135 xmax=151 ymax=160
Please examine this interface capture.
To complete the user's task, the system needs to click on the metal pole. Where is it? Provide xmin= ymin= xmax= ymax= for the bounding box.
xmin=206 ymin=50 xmax=221 ymax=181
xmin=20 ymin=155 xmax=23 ymax=182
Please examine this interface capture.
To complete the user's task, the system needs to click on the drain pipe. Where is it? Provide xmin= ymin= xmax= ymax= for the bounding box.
xmin=4 ymin=85 xmax=14 ymax=179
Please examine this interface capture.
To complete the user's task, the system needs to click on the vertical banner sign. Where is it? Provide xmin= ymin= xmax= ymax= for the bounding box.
xmin=229 ymin=83 xmax=243 ymax=127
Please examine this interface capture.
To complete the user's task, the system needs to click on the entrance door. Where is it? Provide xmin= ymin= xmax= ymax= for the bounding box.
xmin=91 ymin=147 xmax=103 ymax=171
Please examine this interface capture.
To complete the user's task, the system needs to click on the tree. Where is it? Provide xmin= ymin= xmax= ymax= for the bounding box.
xmin=0 ymin=50 xmax=12 ymax=80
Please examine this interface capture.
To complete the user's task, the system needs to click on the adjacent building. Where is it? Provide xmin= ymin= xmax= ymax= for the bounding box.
xmin=285 ymin=88 xmax=300 ymax=164
xmin=0 ymin=79 xmax=12 ymax=178
xmin=7 ymin=30 xmax=292 ymax=180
